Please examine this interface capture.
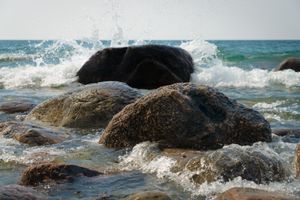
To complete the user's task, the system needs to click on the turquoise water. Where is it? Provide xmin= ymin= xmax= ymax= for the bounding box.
xmin=0 ymin=39 xmax=300 ymax=199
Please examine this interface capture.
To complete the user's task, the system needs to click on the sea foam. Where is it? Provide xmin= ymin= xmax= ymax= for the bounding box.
xmin=179 ymin=39 xmax=300 ymax=88
xmin=0 ymin=39 xmax=299 ymax=89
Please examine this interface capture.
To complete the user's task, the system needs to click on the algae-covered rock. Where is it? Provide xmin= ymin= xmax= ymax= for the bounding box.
xmin=100 ymin=83 xmax=271 ymax=150
xmin=26 ymin=81 xmax=141 ymax=128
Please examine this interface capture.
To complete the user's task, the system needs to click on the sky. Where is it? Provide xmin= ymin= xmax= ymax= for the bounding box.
xmin=0 ymin=0 xmax=299 ymax=40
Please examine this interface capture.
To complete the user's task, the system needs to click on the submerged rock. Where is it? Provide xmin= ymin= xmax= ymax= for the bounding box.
xmin=0 ymin=184 xmax=47 ymax=200
xmin=272 ymin=129 xmax=300 ymax=137
xmin=100 ymin=83 xmax=271 ymax=150
xmin=275 ymin=58 xmax=300 ymax=72
xmin=215 ymin=187 xmax=300 ymax=200
xmin=20 ymin=163 xmax=102 ymax=186
xmin=122 ymin=191 xmax=171 ymax=200
xmin=0 ymin=100 xmax=35 ymax=114
xmin=297 ymin=144 xmax=300 ymax=178
xmin=77 ymin=45 xmax=194 ymax=89
xmin=26 ymin=82 xmax=141 ymax=128
xmin=163 ymin=145 xmax=286 ymax=184
xmin=0 ymin=121 xmax=68 ymax=146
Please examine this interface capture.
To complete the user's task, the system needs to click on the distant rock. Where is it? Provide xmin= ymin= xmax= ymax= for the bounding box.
xmin=0 ymin=121 xmax=68 ymax=146
xmin=100 ymin=83 xmax=271 ymax=150
xmin=122 ymin=191 xmax=171 ymax=200
xmin=77 ymin=45 xmax=194 ymax=89
xmin=215 ymin=187 xmax=300 ymax=200
xmin=163 ymin=145 xmax=286 ymax=184
xmin=272 ymin=129 xmax=300 ymax=137
xmin=0 ymin=100 xmax=35 ymax=114
xmin=0 ymin=185 xmax=47 ymax=200
xmin=297 ymin=144 xmax=300 ymax=178
xmin=275 ymin=58 xmax=300 ymax=72
xmin=26 ymin=82 xmax=141 ymax=128
xmin=20 ymin=163 xmax=102 ymax=186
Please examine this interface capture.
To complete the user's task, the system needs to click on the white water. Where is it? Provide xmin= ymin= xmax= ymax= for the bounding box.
xmin=119 ymin=141 xmax=300 ymax=199
xmin=0 ymin=38 xmax=300 ymax=89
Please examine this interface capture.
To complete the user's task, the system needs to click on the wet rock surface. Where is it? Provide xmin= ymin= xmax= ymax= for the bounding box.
xmin=0 ymin=100 xmax=35 ymax=114
xmin=122 ymin=191 xmax=171 ymax=200
xmin=77 ymin=45 xmax=194 ymax=89
xmin=0 ymin=121 xmax=68 ymax=146
xmin=275 ymin=58 xmax=300 ymax=72
xmin=0 ymin=184 xmax=47 ymax=200
xmin=26 ymin=82 xmax=142 ymax=128
xmin=100 ymin=83 xmax=271 ymax=150
xmin=215 ymin=187 xmax=300 ymax=200
xmin=20 ymin=163 xmax=102 ymax=186
xmin=162 ymin=145 xmax=286 ymax=184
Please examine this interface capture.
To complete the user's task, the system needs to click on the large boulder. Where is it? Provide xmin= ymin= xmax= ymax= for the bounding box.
xmin=0 ymin=121 xmax=68 ymax=146
xmin=121 ymin=142 xmax=286 ymax=186
xmin=26 ymin=82 xmax=141 ymax=128
xmin=20 ymin=163 xmax=101 ymax=186
xmin=99 ymin=83 xmax=271 ymax=150
xmin=0 ymin=185 xmax=47 ymax=200
xmin=275 ymin=58 xmax=300 ymax=72
xmin=215 ymin=187 xmax=300 ymax=200
xmin=76 ymin=45 xmax=194 ymax=89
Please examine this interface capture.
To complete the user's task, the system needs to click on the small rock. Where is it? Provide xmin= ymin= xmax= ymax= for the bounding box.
xmin=26 ymin=81 xmax=142 ymax=128
xmin=122 ymin=191 xmax=171 ymax=200
xmin=20 ymin=163 xmax=102 ymax=186
xmin=215 ymin=187 xmax=300 ymax=200
xmin=0 ymin=121 xmax=67 ymax=146
xmin=275 ymin=58 xmax=300 ymax=72
xmin=0 ymin=100 xmax=35 ymax=114
xmin=272 ymin=129 xmax=300 ymax=137
xmin=100 ymin=83 xmax=271 ymax=150
xmin=0 ymin=184 xmax=47 ymax=200
xmin=297 ymin=144 xmax=300 ymax=177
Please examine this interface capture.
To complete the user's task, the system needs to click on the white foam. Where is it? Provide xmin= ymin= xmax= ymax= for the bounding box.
xmin=180 ymin=39 xmax=300 ymax=88
xmin=119 ymin=141 xmax=298 ymax=199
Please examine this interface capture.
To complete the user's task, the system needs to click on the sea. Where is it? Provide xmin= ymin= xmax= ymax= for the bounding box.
xmin=0 ymin=39 xmax=300 ymax=199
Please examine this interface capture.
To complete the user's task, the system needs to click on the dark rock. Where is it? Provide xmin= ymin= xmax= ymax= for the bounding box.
xmin=20 ymin=163 xmax=102 ymax=186
xmin=0 ymin=184 xmax=47 ymax=200
xmin=164 ymin=146 xmax=286 ymax=184
xmin=215 ymin=187 xmax=300 ymax=200
xmin=0 ymin=100 xmax=35 ymax=114
xmin=275 ymin=58 xmax=300 ymax=72
xmin=272 ymin=129 xmax=300 ymax=137
xmin=297 ymin=144 xmax=300 ymax=178
xmin=0 ymin=121 xmax=68 ymax=146
xmin=77 ymin=45 xmax=194 ymax=89
xmin=122 ymin=191 xmax=171 ymax=200
xmin=99 ymin=83 xmax=271 ymax=150
xmin=25 ymin=82 xmax=141 ymax=128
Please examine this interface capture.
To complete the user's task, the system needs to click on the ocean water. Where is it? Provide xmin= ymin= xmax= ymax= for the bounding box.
xmin=0 ymin=39 xmax=300 ymax=199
